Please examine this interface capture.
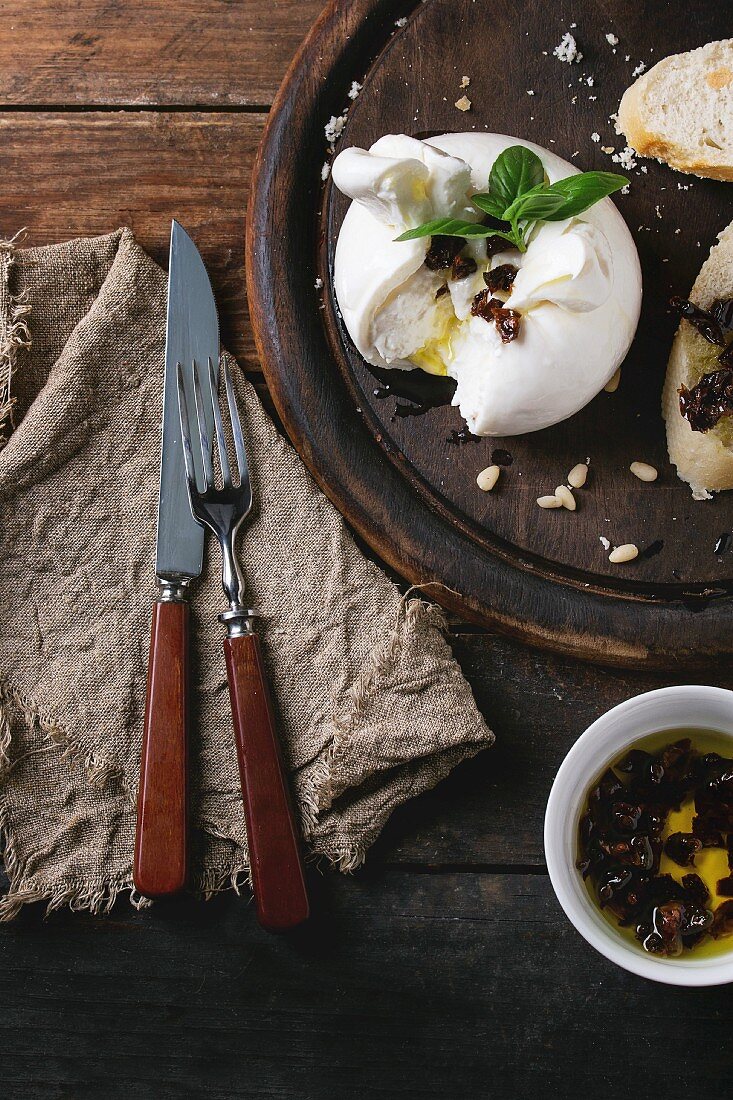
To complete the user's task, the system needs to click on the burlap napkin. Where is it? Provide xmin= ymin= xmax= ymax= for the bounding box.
xmin=0 ymin=228 xmax=493 ymax=919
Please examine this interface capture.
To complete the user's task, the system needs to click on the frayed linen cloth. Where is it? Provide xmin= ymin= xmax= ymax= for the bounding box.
xmin=0 ymin=228 xmax=493 ymax=919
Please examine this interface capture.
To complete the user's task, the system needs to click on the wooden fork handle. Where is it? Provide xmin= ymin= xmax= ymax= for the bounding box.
xmin=224 ymin=632 xmax=309 ymax=932
xmin=134 ymin=599 xmax=189 ymax=898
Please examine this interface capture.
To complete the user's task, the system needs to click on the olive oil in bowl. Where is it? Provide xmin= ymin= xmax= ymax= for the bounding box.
xmin=578 ymin=729 xmax=733 ymax=959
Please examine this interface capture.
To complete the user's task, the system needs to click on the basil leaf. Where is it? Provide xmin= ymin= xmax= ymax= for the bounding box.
xmin=488 ymin=145 xmax=545 ymax=212
xmin=504 ymin=187 xmax=568 ymax=223
xmin=540 ymin=172 xmax=628 ymax=220
xmin=395 ymin=219 xmax=517 ymax=242
xmin=470 ymin=192 xmax=508 ymax=221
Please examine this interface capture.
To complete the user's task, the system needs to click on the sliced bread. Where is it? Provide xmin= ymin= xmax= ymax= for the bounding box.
xmin=618 ymin=40 xmax=733 ymax=181
xmin=663 ymin=221 xmax=733 ymax=498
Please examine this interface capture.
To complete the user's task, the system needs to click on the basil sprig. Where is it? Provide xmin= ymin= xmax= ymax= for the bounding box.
xmin=396 ymin=145 xmax=627 ymax=252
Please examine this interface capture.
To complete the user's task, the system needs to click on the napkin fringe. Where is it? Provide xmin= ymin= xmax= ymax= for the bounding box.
xmin=0 ymin=803 xmax=143 ymax=921
xmin=0 ymin=233 xmax=32 ymax=446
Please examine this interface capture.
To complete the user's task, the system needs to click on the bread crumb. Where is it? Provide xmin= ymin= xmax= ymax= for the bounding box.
xmin=324 ymin=114 xmax=347 ymax=146
xmin=347 ymin=81 xmax=362 ymax=100
xmin=314 ymin=277 xmax=323 ymax=290
xmin=553 ymin=32 xmax=583 ymax=64
xmin=321 ymin=162 xmax=331 ymax=181
xmin=591 ymin=132 xmax=600 ymax=142
xmin=527 ymin=89 xmax=535 ymax=95
xmin=460 ymin=75 xmax=471 ymax=88
xmin=394 ymin=16 xmax=407 ymax=27
xmin=631 ymin=61 xmax=646 ymax=77
xmin=599 ymin=536 xmax=611 ymax=550
xmin=605 ymin=33 xmax=619 ymax=46
xmin=455 ymin=95 xmax=472 ymax=112
xmin=601 ymin=145 xmax=615 ymax=154
xmin=612 ymin=145 xmax=637 ymax=170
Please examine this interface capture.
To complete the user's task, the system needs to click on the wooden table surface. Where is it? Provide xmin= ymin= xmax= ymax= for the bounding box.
xmin=1 ymin=4 xmax=731 ymax=1097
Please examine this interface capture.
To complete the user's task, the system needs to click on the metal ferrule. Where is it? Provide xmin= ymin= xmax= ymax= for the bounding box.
xmin=157 ymin=577 xmax=192 ymax=603
xmin=218 ymin=607 xmax=258 ymax=638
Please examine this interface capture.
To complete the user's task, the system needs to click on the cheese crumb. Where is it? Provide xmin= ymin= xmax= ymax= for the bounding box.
xmin=605 ymin=33 xmax=619 ymax=46
xmin=347 ymin=81 xmax=362 ymax=100
xmin=553 ymin=32 xmax=583 ymax=64
xmin=591 ymin=132 xmax=600 ymax=142
xmin=455 ymin=95 xmax=472 ymax=112
xmin=631 ymin=61 xmax=646 ymax=77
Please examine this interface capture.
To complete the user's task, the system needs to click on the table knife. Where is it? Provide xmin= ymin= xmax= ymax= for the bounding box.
xmin=133 ymin=220 xmax=218 ymax=898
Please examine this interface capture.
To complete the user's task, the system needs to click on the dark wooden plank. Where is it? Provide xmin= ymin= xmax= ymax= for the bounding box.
xmin=0 ymin=111 xmax=262 ymax=370
xmin=0 ymin=1 xmax=325 ymax=107
xmin=376 ymin=631 xmax=733 ymax=866
xmin=248 ymin=0 xmax=733 ymax=667
xmin=0 ymin=871 xmax=728 ymax=1099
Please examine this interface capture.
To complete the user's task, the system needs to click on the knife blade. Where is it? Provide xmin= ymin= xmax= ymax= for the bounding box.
xmin=156 ymin=220 xmax=219 ymax=583
xmin=134 ymin=220 xmax=219 ymax=899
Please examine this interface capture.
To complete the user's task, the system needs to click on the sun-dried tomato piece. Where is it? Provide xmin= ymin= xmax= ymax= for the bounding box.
xmin=681 ymin=873 xmax=709 ymax=907
xmin=451 ymin=254 xmax=477 ymax=281
xmin=424 ymin=235 xmax=464 ymax=270
xmin=469 ymin=290 xmax=521 ymax=342
xmin=711 ymin=298 xmax=733 ymax=333
xmin=671 ymin=296 xmax=726 ymax=346
xmin=664 ymin=831 xmax=702 ymax=867
xmin=717 ymin=875 xmax=733 ymax=897
xmin=679 ymin=368 xmax=733 ymax=433
xmin=483 ymin=263 xmax=518 ymax=294
xmin=711 ymin=900 xmax=733 ymax=938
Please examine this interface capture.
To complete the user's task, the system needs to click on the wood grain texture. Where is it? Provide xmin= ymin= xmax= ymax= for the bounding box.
xmin=224 ymin=632 xmax=309 ymax=931
xmin=134 ymin=600 xmax=190 ymax=898
xmin=0 ymin=870 xmax=730 ymax=1100
xmin=0 ymin=1 xmax=324 ymax=107
xmin=0 ymin=111 xmax=262 ymax=368
xmin=248 ymin=0 xmax=733 ymax=667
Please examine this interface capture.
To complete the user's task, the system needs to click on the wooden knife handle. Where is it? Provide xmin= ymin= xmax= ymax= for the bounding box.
xmin=224 ymin=632 xmax=309 ymax=932
xmin=134 ymin=600 xmax=189 ymax=898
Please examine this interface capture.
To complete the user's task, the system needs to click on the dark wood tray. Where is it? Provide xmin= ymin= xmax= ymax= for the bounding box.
xmin=247 ymin=0 xmax=733 ymax=667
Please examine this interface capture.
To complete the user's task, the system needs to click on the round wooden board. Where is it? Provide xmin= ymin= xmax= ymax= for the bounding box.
xmin=247 ymin=0 xmax=733 ymax=668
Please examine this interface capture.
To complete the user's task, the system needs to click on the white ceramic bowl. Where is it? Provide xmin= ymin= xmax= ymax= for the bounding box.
xmin=544 ymin=685 xmax=733 ymax=986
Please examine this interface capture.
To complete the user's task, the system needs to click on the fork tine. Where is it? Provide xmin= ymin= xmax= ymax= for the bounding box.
xmin=192 ymin=358 xmax=215 ymax=491
xmin=176 ymin=362 xmax=199 ymax=494
xmin=223 ymin=359 xmax=249 ymax=491
xmin=208 ymin=356 xmax=232 ymax=487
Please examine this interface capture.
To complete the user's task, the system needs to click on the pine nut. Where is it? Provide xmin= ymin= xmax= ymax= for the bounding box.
xmin=476 ymin=465 xmax=501 ymax=491
xmin=555 ymin=484 xmax=576 ymax=511
xmin=537 ymin=495 xmax=562 ymax=508
xmin=604 ymin=368 xmax=621 ymax=393
xmin=630 ymin=461 xmax=658 ymax=482
xmin=609 ymin=543 xmax=639 ymax=563
xmin=568 ymin=463 xmax=588 ymax=488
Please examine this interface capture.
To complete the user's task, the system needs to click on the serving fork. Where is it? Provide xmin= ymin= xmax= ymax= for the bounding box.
xmin=177 ymin=356 xmax=309 ymax=932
